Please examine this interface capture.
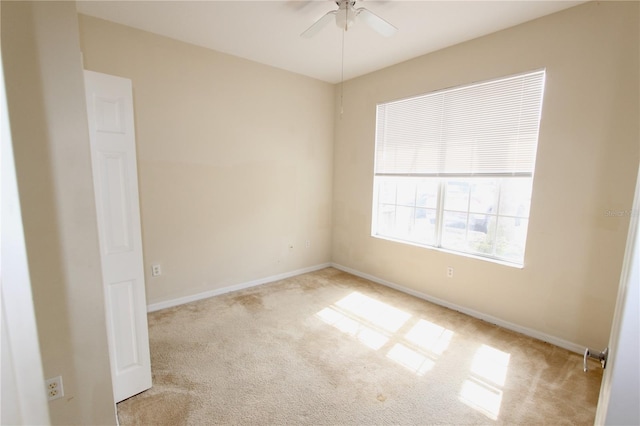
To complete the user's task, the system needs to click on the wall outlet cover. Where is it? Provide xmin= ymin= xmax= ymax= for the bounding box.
xmin=45 ymin=376 xmax=64 ymax=401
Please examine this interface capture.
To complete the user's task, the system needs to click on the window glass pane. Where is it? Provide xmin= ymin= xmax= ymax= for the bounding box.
xmin=469 ymin=179 xmax=498 ymax=215
xmin=377 ymin=204 xmax=395 ymax=236
xmin=467 ymin=214 xmax=496 ymax=256
xmin=416 ymin=181 xmax=438 ymax=208
xmin=373 ymin=175 xmax=530 ymax=265
xmin=379 ymin=180 xmax=396 ymax=204
xmin=441 ymin=211 xmax=468 ymax=251
xmin=499 ymin=178 xmax=532 ymax=218
xmin=397 ymin=181 xmax=417 ymax=206
xmin=469 ymin=212 xmax=493 ymax=235
xmin=414 ymin=208 xmax=437 ymax=245
xmin=495 ymin=217 xmax=529 ymax=262
xmin=394 ymin=206 xmax=414 ymax=239
xmin=444 ymin=181 xmax=469 ymax=211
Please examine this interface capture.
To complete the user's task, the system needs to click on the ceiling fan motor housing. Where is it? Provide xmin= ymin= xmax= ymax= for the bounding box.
xmin=335 ymin=0 xmax=358 ymax=30
xmin=300 ymin=0 xmax=397 ymax=38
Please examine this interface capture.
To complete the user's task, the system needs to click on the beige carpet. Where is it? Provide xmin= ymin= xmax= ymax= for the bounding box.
xmin=118 ymin=268 xmax=602 ymax=425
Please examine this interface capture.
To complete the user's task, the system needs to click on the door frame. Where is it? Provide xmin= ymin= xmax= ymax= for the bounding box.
xmin=595 ymin=165 xmax=640 ymax=424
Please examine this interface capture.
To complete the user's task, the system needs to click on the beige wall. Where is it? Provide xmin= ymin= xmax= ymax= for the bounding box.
xmin=1 ymin=2 xmax=116 ymax=424
xmin=78 ymin=15 xmax=335 ymax=306
xmin=332 ymin=1 xmax=639 ymax=349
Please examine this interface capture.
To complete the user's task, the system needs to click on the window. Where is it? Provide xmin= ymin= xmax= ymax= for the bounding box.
xmin=372 ymin=70 xmax=545 ymax=265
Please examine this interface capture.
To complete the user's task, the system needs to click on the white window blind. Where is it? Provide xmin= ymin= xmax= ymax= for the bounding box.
xmin=375 ymin=70 xmax=546 ymax=177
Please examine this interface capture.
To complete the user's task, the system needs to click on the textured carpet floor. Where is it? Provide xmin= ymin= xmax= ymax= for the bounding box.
xmin=118 ymin=267 xmax=602 ymax=425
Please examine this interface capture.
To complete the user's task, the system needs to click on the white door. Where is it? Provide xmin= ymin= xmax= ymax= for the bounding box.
xmin=595 ymin=165 xmax=640 ymax=425
xmin=84 ymin=70 xmax=152 ymax=403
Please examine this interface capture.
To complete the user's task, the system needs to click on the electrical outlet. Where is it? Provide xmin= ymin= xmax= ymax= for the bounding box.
xmin=305 ymin=240 xmax=311 ymax=248
xmin=45 ymin=376 xmax=64 ymax=401
xmin=151 ymin=264 xmax=161 ymax=277
xmin=447 ymin=266 xmax=454 ymax=278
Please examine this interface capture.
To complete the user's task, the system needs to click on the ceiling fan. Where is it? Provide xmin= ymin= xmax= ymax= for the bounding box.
xmin=301 ymin=0 xmax=398 ymax=38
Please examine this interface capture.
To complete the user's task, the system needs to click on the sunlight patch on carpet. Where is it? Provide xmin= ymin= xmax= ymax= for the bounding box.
xmin=460 ymin=378 xmax=503 ymax=420
xmin=386 ymin=343 xmax=435 ymax=375
xmin=471 ymin=345 xmax=511 ymax=386
xmin=404 ymin=319 xmax=454 ymax=356
xmin=334 ymin=291 xmax=411 ymax=332
xmin=459 ymin=344 xmax=511 ymax=420
xmin=316 ymin=307 xmax=389 ymax=350
xmin=316 ymin=291 xmax=456 ymax=376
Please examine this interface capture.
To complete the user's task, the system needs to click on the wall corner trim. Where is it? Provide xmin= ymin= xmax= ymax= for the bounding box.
xmin=331 ymin=262 xmax=586 ymax=355
xmin=147 ymin=263 xmax=332 ymax=312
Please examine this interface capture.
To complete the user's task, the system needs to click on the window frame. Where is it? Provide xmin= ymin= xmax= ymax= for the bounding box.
xmin=371 ymin=70 xmax=546 ymax=267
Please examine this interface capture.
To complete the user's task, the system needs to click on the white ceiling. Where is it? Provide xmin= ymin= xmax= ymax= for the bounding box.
xmin=76 ymin=0 xmax=583 ymax=84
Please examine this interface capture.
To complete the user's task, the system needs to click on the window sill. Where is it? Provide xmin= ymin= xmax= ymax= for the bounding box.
xmin=371 ymin=234 xmax=525 ymax=269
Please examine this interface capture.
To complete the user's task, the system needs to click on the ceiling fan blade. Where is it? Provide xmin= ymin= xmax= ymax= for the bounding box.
xmin=356 ymin=7 xmax=398 ymax=37
xmin=301 ymin=10 xmax=337 ymax=38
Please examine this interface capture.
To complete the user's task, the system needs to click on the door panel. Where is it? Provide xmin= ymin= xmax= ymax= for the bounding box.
xmin=84 ymin=70 xmax=152 ymax=403
xmin=97 ymin=151 xmax=133 ymax=254
xmin=108 ymin=279 xmax=140 ymax=370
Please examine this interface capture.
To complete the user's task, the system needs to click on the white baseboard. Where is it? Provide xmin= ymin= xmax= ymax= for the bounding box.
xmin=331 ymin=262 xmax=585 ymax=355
xmin=147 ymin=261 xmax=585 ymax=355
xmin=147 ymin=263 xmax=332 ymax=313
